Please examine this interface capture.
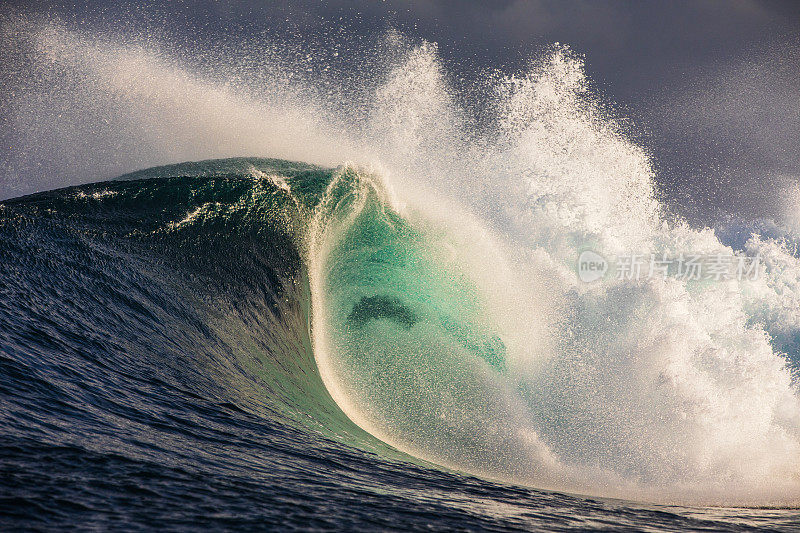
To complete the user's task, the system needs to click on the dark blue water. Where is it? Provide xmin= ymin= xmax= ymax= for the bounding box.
xmin=1 ymin=159 xmax=798 ymax=531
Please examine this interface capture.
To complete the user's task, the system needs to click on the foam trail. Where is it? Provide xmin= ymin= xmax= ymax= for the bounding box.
xmin=4 ymin=14 xmax=800 ymax=506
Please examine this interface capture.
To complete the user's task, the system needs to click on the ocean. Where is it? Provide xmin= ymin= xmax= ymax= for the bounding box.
xmin=2 ymin=15 xmax=800 ymax=531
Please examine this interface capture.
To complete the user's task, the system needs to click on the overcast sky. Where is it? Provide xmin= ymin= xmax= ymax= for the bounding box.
xmin=3 ymin=0 xmax=799 ymax=222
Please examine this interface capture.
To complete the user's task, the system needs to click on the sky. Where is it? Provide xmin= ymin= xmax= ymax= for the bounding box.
xmin=2 ymin=0 xmax=799 ymax=223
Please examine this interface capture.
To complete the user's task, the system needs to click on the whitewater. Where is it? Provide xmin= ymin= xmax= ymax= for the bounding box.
xmin=2 ymin=13 xmax=800 ymax=530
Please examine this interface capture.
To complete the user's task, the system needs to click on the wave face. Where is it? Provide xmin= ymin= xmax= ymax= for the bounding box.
xmin=3 ymin=14 xmax=800 ymax=530
xmin=0 ymin=160 xmax=458 ymax=529
xmin=2 ymin=157 xmax=800 ymax=530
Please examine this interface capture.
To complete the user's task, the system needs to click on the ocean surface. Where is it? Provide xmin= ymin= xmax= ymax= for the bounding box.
xmin=1 ymin=158 xmax=799 ymax=531
xmin=3 ymin=14 xmax=800 ymax=531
